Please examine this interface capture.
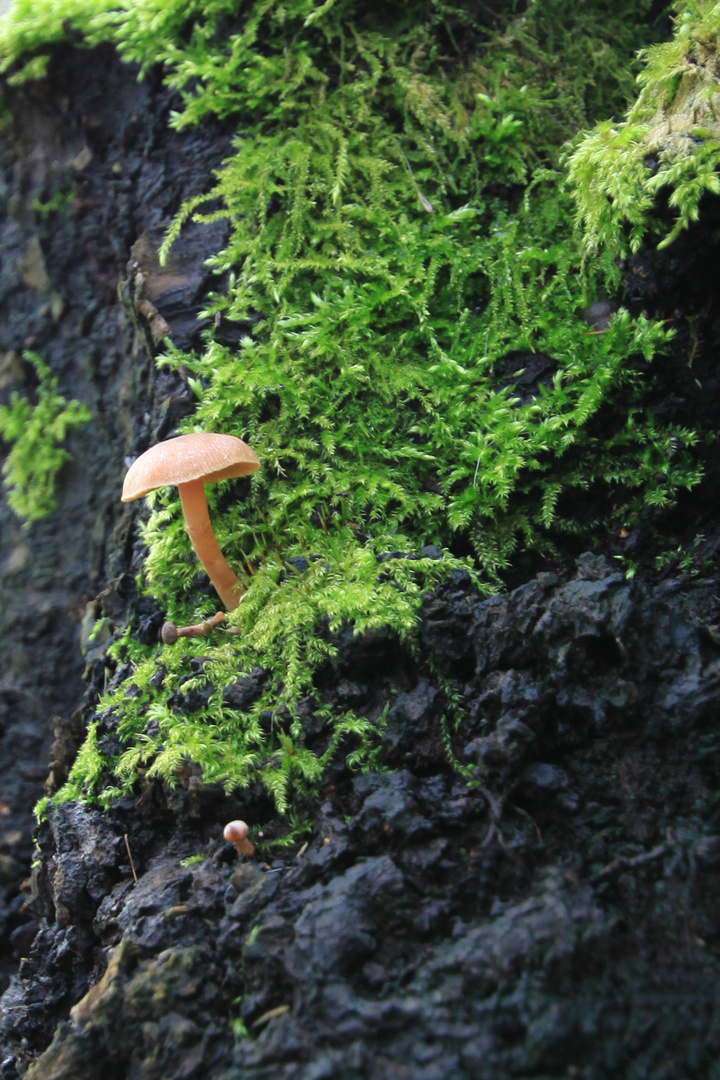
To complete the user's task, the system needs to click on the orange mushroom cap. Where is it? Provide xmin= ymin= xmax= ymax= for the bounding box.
xmin=121 ymin=433 xmax=259 ymax=611
xmin=121 ymin=432 xmax=259 ymax=502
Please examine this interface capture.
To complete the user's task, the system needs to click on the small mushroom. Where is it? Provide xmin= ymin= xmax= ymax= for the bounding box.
xmin=224 ymin=820 xmax=255 ymax=857
xmin=122 ymin=433 xmax=259 ymax=610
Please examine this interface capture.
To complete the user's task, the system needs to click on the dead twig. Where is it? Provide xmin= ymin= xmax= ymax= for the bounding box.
xmin=162 ymin=610 xmax=225 ymax=644
xmin=511 ymin=803 xmax=543 ymax=844
xmin=591 ymin=843 xmax=666 ymax=884
xmin=476 ymin=782 xmax=519 ymax=851
xmin=124 ymin=833 xmax=138 ymax=884
xmin=252 ymin=1004 xmax=290 ymax=1029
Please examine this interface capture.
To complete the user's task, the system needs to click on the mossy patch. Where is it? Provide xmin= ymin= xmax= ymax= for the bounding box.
xmin=0 ymin=351 xmax=91 ymax=523
xmin=569 ymin=0 xmax=720 ymax=267
xmin=0 ymin=1 xmax=711 ymax=814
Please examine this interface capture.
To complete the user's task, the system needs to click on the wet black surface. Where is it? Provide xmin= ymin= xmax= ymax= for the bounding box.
xmin=0 ymin=43 xmax=233 ymax=1003
xmin=4 ymin=555 xmax=720 ymax=1079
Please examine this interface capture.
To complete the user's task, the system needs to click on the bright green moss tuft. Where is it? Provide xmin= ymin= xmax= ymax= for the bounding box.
xmin=0 ymin=352 xmax=91 ymax=523
xmin=1 ymin=1 xmax=708 ymax=814
xmin=568 ymin=0 xmax=720 ymax=272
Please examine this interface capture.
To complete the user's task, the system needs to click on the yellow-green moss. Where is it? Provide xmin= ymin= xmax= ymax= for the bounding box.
xmin=0 ymin=352 xmax=91 ymax=523
xmin=569 ymin=0 xmax=720 ymax=267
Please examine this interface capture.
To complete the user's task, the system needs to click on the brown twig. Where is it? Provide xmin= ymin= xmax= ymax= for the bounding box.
xmin=162 ymin=610 xmax=225 ymax=644
xmin=252 ymin=1004 xmax=290 ymax=1029
xmin=124 ymin=833 xmax=138 ymax=884
xmin=591 ymin=843 xmax=666 ymax=884
xmin=476 ymin=782 xmax=519 ymax=851
xmin=511 ymin=803 xmax=543 ymax=844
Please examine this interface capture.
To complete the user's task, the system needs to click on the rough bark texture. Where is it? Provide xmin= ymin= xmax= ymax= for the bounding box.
xmin=2 ymin=42 xmax=720 ymax=1080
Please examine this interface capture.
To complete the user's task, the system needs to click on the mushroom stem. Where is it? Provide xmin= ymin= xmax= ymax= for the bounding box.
xmin=178 ymin=479 xmax=244 ymax=610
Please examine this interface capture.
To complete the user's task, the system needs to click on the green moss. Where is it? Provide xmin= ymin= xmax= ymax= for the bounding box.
xmin=58 ymin=546 xmax=451 ymax=812
xmin=0 ymin=352 xmax=91 ymax=523
xmin=568 ymin=0 xmax=720 ymax=272
xmin=33 ymin=185 xmax=76 ymax=219
xmin=0 ymin=1 xmax=707 ymax=813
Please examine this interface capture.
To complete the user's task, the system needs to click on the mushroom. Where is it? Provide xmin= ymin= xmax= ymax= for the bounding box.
xmin=121 ymin=433 xmax=259 ymax=610
xmin=224 ymin=820 xmax=255 ymax=857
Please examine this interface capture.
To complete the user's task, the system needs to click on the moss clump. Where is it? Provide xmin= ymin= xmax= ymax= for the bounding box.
xmin=61 ymin=545 xmax=455 ymax=812
xmin=0 ymin=1 xmax=707 ymax=812
xmin=0 ymin=351 xmax=91 ymax=523
xmin=568 ymin=0 xmax=720 ymax=270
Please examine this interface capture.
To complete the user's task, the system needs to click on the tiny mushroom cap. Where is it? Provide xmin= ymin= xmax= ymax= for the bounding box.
xmin=122 ymin=433 xmax=259 ymax=611
xmin=224 ymin=819 xmax=255 ymax=857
